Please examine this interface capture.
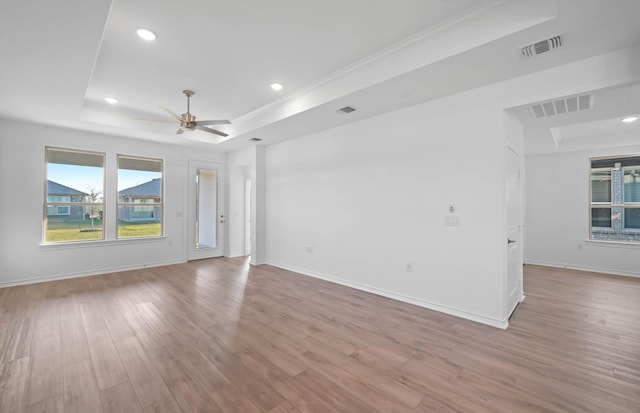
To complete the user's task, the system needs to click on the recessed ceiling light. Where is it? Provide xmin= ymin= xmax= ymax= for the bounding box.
xmin=136 ymin=28 xmax=157 ymax=41
xmin=621 ymin=115 xmax=638 ymax=123
xmin=104 ymin=97 xmax=119 ymax=104
xmin=270 ymin=83 xmax=283 ymax=91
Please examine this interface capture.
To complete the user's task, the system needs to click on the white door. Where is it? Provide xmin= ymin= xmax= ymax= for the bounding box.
xmin=507 ymin=147 xmax=523 ymax=317
xmin=188 ymin=161 xmax=225 ymax=260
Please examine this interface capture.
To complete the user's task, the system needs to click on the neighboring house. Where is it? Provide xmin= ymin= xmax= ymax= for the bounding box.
xmin=118 ymin=178 xmax=162 ymax=222
xmin=46 ymin=180 xmax=87 ymax=221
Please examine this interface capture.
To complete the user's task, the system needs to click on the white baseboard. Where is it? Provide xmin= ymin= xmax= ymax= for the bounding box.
xmin=525 ymin=260 xmax=640 ymax=278
xmin=0 ymin=259 xmax=186 ymax=288
xmin=265 ymin=260 xmax=508 ymax=330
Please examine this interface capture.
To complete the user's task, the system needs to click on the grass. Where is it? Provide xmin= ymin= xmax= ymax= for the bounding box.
xmin=117 ymin=220 xmax=162 ymax=238
xmin=46 ymin=218 xmax=104 ymax=242
xmin=45 ymin=218 xmax=161 ymax=242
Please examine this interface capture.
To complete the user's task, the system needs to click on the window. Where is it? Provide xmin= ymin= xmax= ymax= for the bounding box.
xmin=117 ymin=155 xmax=163 ymax=238
xmin=45 ymin=147 xmax=105 ymax=243
xmin=590 ymin=155 xmax=640 ymax=242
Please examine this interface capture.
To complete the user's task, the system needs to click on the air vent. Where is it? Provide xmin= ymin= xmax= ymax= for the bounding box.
xmin=336 ymin=106 xmax=357 ymax=115
xmin=530 ymin=94 xmax=592 ymax=118
xmin=249 ymin=137 xmax=262 ymax=142
xmin=521 ymin=34 xmax=563 ymax=58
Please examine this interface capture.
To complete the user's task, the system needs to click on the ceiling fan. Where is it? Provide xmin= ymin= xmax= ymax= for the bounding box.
xmin=136 ymin=90 xmax=231 ymax=137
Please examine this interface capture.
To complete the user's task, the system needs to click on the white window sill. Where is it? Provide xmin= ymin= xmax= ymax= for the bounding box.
xmin=585 ymin=239 xmax=640 ymax=249
xmin=40 ymin=236 xmax=167 ymax=250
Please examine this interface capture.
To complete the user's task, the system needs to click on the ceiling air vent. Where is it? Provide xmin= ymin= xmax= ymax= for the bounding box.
xmin=249 ymin=137 xmax=262 ymax=142
xmin=521 ymin=34 xmax=564 ymax=58
xmin=336 ymin=106 xmax=357 ymax=115
xmin=530 ymin=94 xmax=592 ymax=118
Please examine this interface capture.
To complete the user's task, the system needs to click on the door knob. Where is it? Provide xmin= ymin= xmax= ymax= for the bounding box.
xmin=508 ymin=239 xmax=516 ymax=244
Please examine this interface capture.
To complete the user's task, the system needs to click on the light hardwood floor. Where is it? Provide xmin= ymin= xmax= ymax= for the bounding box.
xmin=1 ymin=259 xmax=639 ymax=412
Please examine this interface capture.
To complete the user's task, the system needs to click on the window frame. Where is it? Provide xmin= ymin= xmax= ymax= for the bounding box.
xmin=116 ymin=154 xmax=164 ymax=239
xmin=589 ymin=154 xmax=640 ymax=243
xmin=44 ymin=146 xmax=106 ymax=244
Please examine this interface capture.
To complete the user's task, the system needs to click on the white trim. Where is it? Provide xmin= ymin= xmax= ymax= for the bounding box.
xmin=584 ymin=239 xmax=640 ymax=249
xmin=0 ymin=259 xmax=185 ymax=288
xmin=40 ymin=236 xmax=167 ymax=250
xmin=506 ymin=293 xmax=522 ymax=319
xmin=524 ymin=260 xmax=640 ymax=278
xmin=265 ymin=260 xmax=508 ymax=330
xmin=232 ymin=0 xmax=510 ymax=125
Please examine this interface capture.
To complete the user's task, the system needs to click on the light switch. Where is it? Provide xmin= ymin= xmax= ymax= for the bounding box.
xmin=445 ymin=216 xmax=459 ymax=226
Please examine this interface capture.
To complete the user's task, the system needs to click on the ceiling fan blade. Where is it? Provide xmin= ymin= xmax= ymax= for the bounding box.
xmin=196 ymin=119 xmax=232 ymax=126
xmin=195 ymin=125 xmax=229 ymax=137
xmin=132 ymin=117 xmax=178 ymax=124
xmin=159 ymin=106 xmax=182 ymax=121
xmin=175 ymin=127 xmax=184 ymax=135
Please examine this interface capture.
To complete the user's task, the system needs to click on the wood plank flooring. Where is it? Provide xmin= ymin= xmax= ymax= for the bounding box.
xmin=1 ymin=259 xmax=639 ymax=412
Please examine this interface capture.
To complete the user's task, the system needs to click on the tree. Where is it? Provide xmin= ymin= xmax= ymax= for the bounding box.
xmin=84 ymin=186 xmax=102 ymax=231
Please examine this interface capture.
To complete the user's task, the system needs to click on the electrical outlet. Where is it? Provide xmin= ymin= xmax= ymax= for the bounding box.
xmin=406 ymin=263 xmax=413 ymax=272
xmin=306 ymin=246 xmax=313 ymax=254
xmin=168 ymin=240 xmax=173 ymax=247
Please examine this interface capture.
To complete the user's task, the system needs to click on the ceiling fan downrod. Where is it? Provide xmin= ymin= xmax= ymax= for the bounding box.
xmin=181 ymin=90 xmax=196 ymax=128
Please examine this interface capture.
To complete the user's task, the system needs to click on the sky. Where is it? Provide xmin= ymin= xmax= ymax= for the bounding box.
xmin=47 ymin=164 xmax=161 ymax=197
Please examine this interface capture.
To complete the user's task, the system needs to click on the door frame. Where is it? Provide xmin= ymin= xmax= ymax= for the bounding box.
xmin=187 ymin=160 xmax=226 ymax=261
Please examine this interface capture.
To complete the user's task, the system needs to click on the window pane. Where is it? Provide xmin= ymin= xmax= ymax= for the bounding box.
xmin=45 ymin=148 xmax=104 ymax=243
xmin=591 ymin=208 xmax=611 ymax=228
xmin=118 ymin=155 xmax=163 ymax=238
xmin=623 ymin=167 xmax=640 ymax=203
xmin=117 ymin=207 xmax=163 ymax=237
xmin=591 ymin=156 xmax=640 ymax=243
xmin=624 ymin=208 xmax=640 ymax=229
xmin=591 ymin=168 xmax=611 ymax=202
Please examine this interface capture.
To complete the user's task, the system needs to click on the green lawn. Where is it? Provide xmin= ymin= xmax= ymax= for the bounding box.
xmin=117 ymin=221 xmax=162 ymax=238
xmin=46 ymin=218 xmax=104 ymax=242
xmin=45 ymin=218 xmax=161 ymax=242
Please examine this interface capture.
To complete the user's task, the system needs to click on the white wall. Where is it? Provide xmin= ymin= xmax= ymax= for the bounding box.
xmin=264 ymin=90 xmax=517 ymax=327
xmin=0 ymin=119 xmax=225 ymax=286
xmin=226 ymin=145 xmax=266 ymax=264
xmin=227 ymin=146 xmax=253 ymax=257
xmin=525 ymin=145 xmax=640 ymax=277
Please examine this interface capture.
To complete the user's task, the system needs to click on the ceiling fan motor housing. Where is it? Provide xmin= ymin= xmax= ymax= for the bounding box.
xmin=181 ymin=112 xmax=196 ymax=129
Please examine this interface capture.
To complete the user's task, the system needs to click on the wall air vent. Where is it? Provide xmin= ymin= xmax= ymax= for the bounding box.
xmin=336 ymin=106 xmax=357 ymax=115
xmin=530 ymin=94 xmax=592 ymax=119
xmin=249 ymin=137 xmax=262 ymax=142
xmin=521 ymin=34 xmax=564 ymax=58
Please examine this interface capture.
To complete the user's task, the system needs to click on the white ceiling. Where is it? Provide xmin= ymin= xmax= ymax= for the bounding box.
xmin=1 ymin=0 xmax=640 ymax=153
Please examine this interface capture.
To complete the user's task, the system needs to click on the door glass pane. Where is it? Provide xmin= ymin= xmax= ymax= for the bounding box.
xmin=196 ymin=169 xmax=217 ymax=249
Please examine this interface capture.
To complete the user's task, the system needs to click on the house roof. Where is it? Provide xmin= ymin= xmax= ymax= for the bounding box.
xmin=47 ymin=180 xmax=87 ymax=196
xmin=119 ymin=178 xmax=162 ymax=197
